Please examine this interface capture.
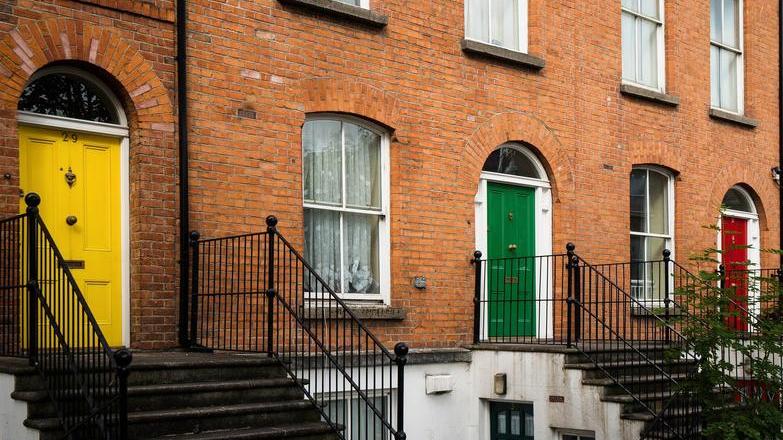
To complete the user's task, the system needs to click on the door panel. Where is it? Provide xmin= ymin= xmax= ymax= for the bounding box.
xmin=722 ymin=216 xmax=749 ymax=332
xmin=19 ymin=126 xmax=123 ymax=346
xmin=487 ymin=183 xmax=536 ymax=338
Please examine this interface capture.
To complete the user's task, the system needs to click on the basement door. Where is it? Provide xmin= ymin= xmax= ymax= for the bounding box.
xmin=487 ymin=182 xmax=536 ymax=338
xmin=19 ymin=125 xmax=123 ymax=346
xmin=721 ymin=216 xmax=749 ymax=332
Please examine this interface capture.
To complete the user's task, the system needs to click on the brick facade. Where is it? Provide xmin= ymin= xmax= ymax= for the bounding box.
xmin=0 ymin=0 xmax=779 ymax=349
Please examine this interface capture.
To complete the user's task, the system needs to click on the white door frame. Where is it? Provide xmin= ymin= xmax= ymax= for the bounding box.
xmin=716 ymin=186 xmax=761 ymax=328
xmin=474 ymin=146 xmax=553 ymax=339
xmin=17 ymin=67 xmax=130 ymax=346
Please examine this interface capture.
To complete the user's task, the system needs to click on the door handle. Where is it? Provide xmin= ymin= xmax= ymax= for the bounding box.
xmin=508 ymin=244 xmax=517 ymax=251
xmin=66 ymin=215 xmax=78 ymax=226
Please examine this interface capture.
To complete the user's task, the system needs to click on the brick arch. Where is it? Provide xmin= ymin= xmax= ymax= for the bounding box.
xmin=0 ymin=18 xmax=174 ymax=128
xmin=293 ymin=77 xmax=401 ymax=130
xmin=624 ymin=139 xmax=685 ymax=175
xmin=458 ymin=112 xmax=575 ymax=202
xmin=708 ymin=173 xmax=773 ymax=232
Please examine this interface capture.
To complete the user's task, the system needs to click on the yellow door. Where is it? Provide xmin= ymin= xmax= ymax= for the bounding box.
xmin=19 ymin=125 xmax=123 ymax=347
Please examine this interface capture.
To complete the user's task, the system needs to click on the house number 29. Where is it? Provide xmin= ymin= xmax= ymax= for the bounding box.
xmin=61 ymin=131 xmax=78 ymax=142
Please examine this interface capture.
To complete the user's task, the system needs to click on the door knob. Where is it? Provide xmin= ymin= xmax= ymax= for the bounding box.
xmin=508 ymin=244 xmax=517 ymax=251
xmin=66 ymin=215 xmax=77 ymax=226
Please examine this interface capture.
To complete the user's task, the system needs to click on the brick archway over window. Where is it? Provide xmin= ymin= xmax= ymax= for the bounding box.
xmin=709 ymin=176 xmax=772 ymax=233
xmin=624 ymin=139 xmax=685 ymax=177
xmin=459 ymin=112 xmax=575 ymax=203
xmin=0 ymin=18 xmax=178 ymax=349
xmin=294 ymin=77 xmax=401 ymax=130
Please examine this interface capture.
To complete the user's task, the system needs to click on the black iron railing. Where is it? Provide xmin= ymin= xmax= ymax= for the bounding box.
xmin=0 ymin=194 xmax=130 ymax=440
xmin=472 ymin=245 xmax=708 ymax=439
xmin=189 ymin=216 xmax=407 ymax=440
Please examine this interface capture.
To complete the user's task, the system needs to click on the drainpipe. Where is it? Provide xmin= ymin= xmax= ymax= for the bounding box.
xmin=176 ymin=0 xmax=190 ymax=347
xmin=779 ymin=0 xmax=783 ymax=267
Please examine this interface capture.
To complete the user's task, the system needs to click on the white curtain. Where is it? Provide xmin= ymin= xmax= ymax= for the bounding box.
xmin=491 ymin=0 xmax=519 ymax=51
xmin=303 ymin=120 xmax=381 ymax=295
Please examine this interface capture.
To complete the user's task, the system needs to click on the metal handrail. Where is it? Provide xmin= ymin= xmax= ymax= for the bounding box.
xmin=189 ymin=216 xmax=407 ymax=440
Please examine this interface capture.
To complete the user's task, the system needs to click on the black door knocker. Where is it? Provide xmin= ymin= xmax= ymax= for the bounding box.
xmin=65 ymin=167 xmax=76 ymax=188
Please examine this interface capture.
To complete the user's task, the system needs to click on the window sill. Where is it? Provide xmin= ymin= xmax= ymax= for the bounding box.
xmin=709 ymin=108 xmax=758 ymax=128
xmin=460 ymin=39 xmax=545 ymax=71
xmin=277 ymin=0 xmax=388 ymax=27
xmin=620 ymin=84 xmax=679 ymax=107
xmin=301 ymin=305 xmax=406 ymax=321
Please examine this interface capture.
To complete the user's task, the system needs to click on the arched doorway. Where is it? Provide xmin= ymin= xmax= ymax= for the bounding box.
xmin=719 ymin=186 xmax=760 ymax=332
xmin=18 ymin=66 xmax=129 ymax=346
xmin=474 ymin=143 xmax=552 ymax=339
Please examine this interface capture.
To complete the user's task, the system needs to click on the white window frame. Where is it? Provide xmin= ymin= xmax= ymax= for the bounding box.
xmin=559 ymin=430 xmax=596 ymax=440
xmin=318 ymin=391 xmax=391 ymax=440
xmin=334 ymin=0 xmax=369 ymax=8
xmin=630 ymin=166 xmax=675 ymax=303
xmin=464 ymin=0 xmax=529 ymax=53
xmin=710 ymin=0 xmax=744 ymax=114
xmin=302 ymin=114 xmax=391 ymax=304
xmin=621 ymin=0 xmax=666 ymax=92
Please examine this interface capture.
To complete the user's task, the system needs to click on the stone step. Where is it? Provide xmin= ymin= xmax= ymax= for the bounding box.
xmin=565 ymin=358 xmax=697 ymax=380
xmin=26 ymin=400 xmax=322 ymax=439
xmin=147 ymin=422 xmax=340 ymax=440
xmin=13 ymin=377 xmax=308 ymax=418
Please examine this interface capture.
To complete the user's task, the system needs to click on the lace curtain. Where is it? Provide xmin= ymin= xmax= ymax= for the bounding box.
xmin=303 ymin=119 xmax=381 ymax=295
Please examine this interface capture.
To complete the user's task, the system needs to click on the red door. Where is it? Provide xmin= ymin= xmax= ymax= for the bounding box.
xmin=722 ymin=216 xmax=749 ymax=331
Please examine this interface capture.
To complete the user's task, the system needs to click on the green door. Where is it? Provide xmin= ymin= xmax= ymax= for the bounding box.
xmin=487 ymin=182 xmax=536 ymax=338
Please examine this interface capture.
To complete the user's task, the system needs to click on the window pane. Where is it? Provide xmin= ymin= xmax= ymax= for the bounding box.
xmin=723 ymin=0 xmax=739 ymax=48
xmin=491 ymin=0 xmax=520 ymax=51
xmin=466 ymin=0 xmax=490 ymax=43
xmin=497 ymin=411 xmax=507 ymax=434
xmin=343 ymin=213 xmax=380 ymax=294
xmin=723 ymin=188 xmax=753 ymax=212
xmin=719 ymin=49 xmax=739 ymax=112
xmin=646 ymin=237 xmax=667 ymax=300
xmin=482 ymin=147 xmax=541 ymax=178
xmin=630 ymin=169 xmax=647 ymax=233
xmin=711 ymin=45 xmax=720 ymax=107
xmin=710 ymin=0 xmax=722 ymax=41
xmin=640 ymin=0 xmax=659 ymax=19
xmin=631 ymin=235 xmax=646 ymax=298
xmin=524 ymin=409 xmax=534 ymax=437
xmin=351 ymin=397 xmax=385 ymax=440
xmin=648 ymin=171 xmax=669 ymax=235
xmin=18 ymin=73 xmax=120 ymax=124
xmin=304 ymin=208 xmax=342 ymax=293
xmin=334 ymin=0 xmax=361 ymax=5
xmin=345 ymin=123 xmax=381 ymax=209
xmin=622 ymin=0 xmax=638 ymax=12
xmin=638 ymin=18 xmax=659 ymax=88
xmin=622 ymin=12 xmax=637 ymax=82
xmin=324 ymin=399 xmax=347 ymax=430
xmin=303 ymin=120 xmax=343 ymax=205
xmin=510 ymin=411 xmax=521 ymax=435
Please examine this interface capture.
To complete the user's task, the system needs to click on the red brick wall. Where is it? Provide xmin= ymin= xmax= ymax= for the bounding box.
xmin=0 ymin=2 xmax=178 ymax=348
xmin=0 ymin=0 xmax=780 ymax=350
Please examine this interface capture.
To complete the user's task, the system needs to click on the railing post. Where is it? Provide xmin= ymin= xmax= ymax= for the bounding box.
xmin=25 ymin=193 xmax=40 ymax=366
xmin=113 ymin=349 xmax=132 ymax=440
xmin=188 ymin=231 xmax=200 ymax=346
xmin=266 ymin=216 xmax=277 ymax=356
xmin=394 ymin=342 xmax=409 ymax=440
xmin=718 ymin=264 xmax=726 ymax=290
xmin=777 ymin=268 xmax=783 ymax=316
xmin=566 ymin=243 xmax=576 ymax=348
xmin=472 ymin=251 xmax=483 ymax=345
xmin=663 ymin=249 xmax=671 ymax=344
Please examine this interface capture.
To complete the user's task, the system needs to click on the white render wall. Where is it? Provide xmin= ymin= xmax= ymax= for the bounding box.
xmin=402 ymin=349 xmax=646 ymax=440
xmin=0 ymin=373 xmax=38 ymax=440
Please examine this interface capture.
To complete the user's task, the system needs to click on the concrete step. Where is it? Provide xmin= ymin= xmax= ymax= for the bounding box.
xmin=147 ymin=422 xmax=340 ymax=440
xmin=25 ymin=400 xmax=322 ymax=439
xmin=564 ymin=358 xmax=697 ymax=380
xmin=13 ymin=377 xmax=309 ymax=418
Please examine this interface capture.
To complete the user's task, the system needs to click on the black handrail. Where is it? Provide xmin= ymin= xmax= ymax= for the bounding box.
xmin=0 ymin=194 xmax=130 ymax=439
xmin=189 ymin=216 xmax=407 ymax=440
xmin=472 ymin=244 xmax=704 ymax=439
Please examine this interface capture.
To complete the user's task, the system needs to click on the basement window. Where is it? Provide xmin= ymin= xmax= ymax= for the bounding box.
xmin=490 ymin=401 xmax=534 ymax=440
xmin=321 ymin=395 xmax=389 ymax=439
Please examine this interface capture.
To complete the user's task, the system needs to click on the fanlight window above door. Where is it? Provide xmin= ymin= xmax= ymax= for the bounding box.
xmin=722 ymin=187 xmax=754 ymax=213
xmin=482 ymin=146 xmax=542 ymax=179
xmin=18 ymin=73 xmax=120 ymax=124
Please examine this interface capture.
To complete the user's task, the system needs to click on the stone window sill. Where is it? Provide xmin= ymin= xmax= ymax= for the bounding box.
xmin=277 ymin=0 xmax=388 ymax=27
xmin=301 ymin=305 xmax=406 ymax=321
xmin=460 ymin=39 xmax=545 ymax=71
xmin=709 ymin=108 xmax=758 ymax=128
xmin=620 ymin=83 xmax=679 ymax=107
